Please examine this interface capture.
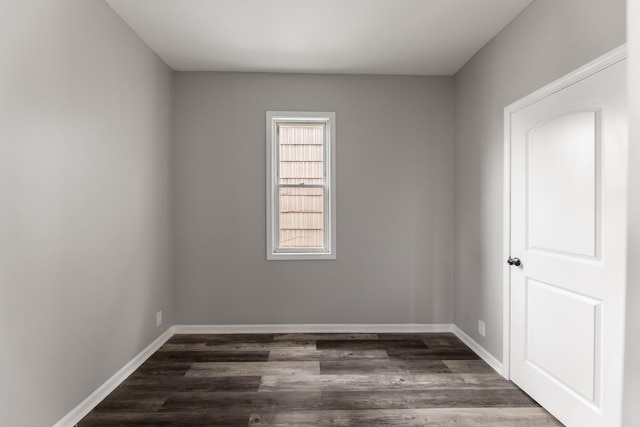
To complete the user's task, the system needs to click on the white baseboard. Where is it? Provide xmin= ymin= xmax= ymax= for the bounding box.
xmin=52 ymin=327 xmax=174 ymax=427
xmin=54 ymin=322 xmax=506 ymax=427
xmin=452 ymin=325 xmax=504 ymax=377
xmin=172 ymin=323 xmax=455 ymax=334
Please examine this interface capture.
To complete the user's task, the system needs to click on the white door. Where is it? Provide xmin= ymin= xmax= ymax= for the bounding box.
xmin=509 ymin=56 xmax=627 ymax=426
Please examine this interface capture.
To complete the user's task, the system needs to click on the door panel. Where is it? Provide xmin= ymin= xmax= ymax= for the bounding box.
xmin=526 ymin=278 xmax=600 ymax=402
xmin=509 ymin=58 xmax=626 ymax=426
xmin=527 ymin=110 xmax=599 ymax=258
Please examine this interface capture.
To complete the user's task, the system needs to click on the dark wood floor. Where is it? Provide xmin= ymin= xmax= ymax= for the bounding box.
xmin=78 ymin=333 xmax=562 ymax=426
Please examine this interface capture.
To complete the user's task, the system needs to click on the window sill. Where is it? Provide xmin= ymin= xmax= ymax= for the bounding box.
xmin=267 ymin=252 xmax=336 ymax=261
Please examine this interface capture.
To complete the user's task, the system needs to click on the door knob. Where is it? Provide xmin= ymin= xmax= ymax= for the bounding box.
xmin=507 ymin=257 xmax=521 ymax=267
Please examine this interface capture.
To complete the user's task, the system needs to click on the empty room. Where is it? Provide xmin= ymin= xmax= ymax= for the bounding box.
xmin=2 ymin=0 xmax=639 ymax=426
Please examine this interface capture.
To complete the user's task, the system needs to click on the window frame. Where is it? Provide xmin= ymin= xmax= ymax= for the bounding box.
xmin=266 ymin=111 xmax=336 ymax=260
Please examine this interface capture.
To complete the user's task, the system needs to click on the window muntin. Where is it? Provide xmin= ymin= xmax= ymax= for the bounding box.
xmin=267 ymin=112 xmax=335 ymax=260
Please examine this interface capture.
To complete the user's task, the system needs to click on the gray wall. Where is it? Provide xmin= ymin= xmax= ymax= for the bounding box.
xmin=453 ymin=0 xmax=626 ymax=359
xmin=0 ymin=1 xmax=174 ymax=426
xmin=623 ymin=0 xmax=640 ymax=424
xmin=173 ymin=73 xmax=454 ymax=325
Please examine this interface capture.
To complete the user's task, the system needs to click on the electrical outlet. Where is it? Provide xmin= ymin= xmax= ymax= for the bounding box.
xmin=478 ymin=320 xmax=486 ymax=337
xmin=156 ymin=311 xmax=162 ymax=327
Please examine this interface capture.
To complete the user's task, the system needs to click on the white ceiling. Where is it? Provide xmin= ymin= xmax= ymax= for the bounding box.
xmin=105 ymin=0 xmax=534 ymax=75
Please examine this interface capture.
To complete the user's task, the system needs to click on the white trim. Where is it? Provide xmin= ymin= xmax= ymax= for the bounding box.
xmin=172 ymin=323 xmax=454 ymax=334
xmin=505 ymin=45 xmax=627 ymax=114
xmin=501 ymin=44 xmax=627 ymax=381
xmin=453 ymin=325 xmax=504 ymax=377
xmin=266 ymin=111 xmax=337 ymax=261
xmin=502 ymin=86 xmax=513 ymax=378
xmin=52 ymin=327 xmax=174 ymax=427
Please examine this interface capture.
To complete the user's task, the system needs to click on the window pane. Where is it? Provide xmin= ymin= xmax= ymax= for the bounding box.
xmin=279 ymin=187 xmax=324 ymax=249
xmin=279 ymin=124 xmax=324 ymax=185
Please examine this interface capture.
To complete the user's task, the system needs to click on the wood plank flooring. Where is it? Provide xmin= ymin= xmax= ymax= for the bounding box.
xmin=78 ymin=333 xmax=562 ymax=426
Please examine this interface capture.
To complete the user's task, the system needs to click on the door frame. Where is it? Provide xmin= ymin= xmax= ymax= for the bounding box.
xmin=501 ymin=44 xmax=628 ymax=380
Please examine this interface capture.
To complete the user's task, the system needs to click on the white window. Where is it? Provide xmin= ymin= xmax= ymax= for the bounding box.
xmin=266 ymin=111 xmax=336 ymax=260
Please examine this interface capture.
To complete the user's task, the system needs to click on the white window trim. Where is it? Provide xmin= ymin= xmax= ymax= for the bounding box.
xmin=266 ymin=111 xmax=336 ymax=260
